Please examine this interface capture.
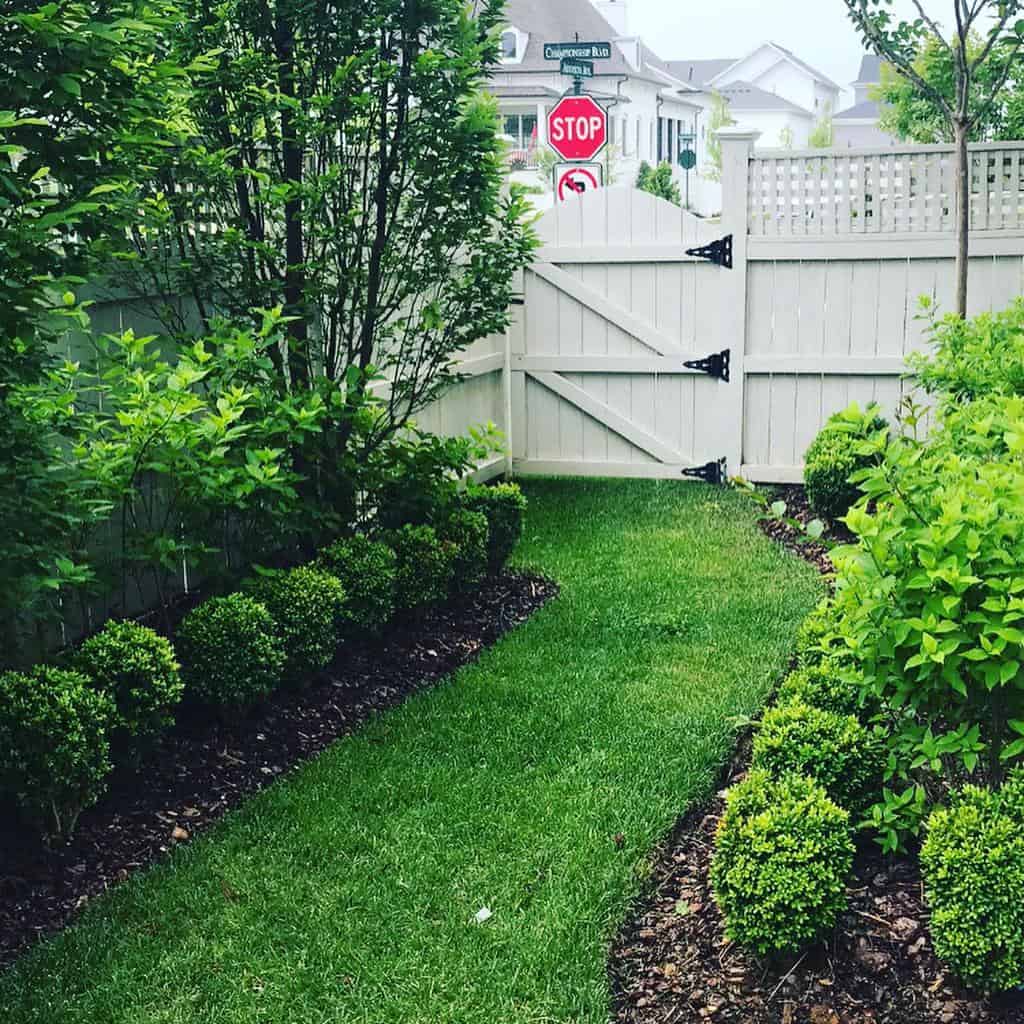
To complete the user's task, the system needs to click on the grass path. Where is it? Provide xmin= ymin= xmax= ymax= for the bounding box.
xmin=2 ymin=480 xmax=820 ymax=1024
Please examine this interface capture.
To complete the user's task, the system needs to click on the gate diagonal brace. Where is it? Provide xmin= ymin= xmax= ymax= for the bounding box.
xmin=682 ymin=458 xmax=728 ymax=486
xmin=685 ymin=234 xmax=733 ymax=269
xmin=684 ymin=348 xmax=730 ymax=383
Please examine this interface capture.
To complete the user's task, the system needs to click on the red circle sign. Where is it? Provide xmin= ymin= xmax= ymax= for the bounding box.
xmin=547 ymin=95 xmax=608 ymax=163
xmin=557 ymin=166 xmax=600 ymax=202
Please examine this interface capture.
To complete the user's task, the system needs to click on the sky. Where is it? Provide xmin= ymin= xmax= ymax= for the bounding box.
xmin=628 ymin=0 xmax=963 ymax=102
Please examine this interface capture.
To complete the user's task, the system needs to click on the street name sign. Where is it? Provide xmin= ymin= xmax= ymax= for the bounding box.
xmin=543 ymin=41 xmax=612 ymax=61
xmin=560 ymin=57 xmax=594 ymax=79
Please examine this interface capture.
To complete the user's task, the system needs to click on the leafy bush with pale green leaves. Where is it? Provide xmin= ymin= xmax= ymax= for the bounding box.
xmin=776 ymin=662 xmax=865 ymax=719
xmin=0 ymin=666 xmax=114 ymax=839
xmin=752 ymin=701 xmax=885 ymax=813
xmin=75 ymin=621 xmax=182 ymax=760
xmin=459 ymin=483 xmax=527 ymax=573
xmin=711 ymin=771 xmax=854 ymax=956
xmin=316 ymin=536 xmax=397 ymax=636
xmin=441 ymin=508 xmax=489 ymax=595
xmin=921 ymin=772 xmax=1024 ymax=992
xmin=803 ymin=403 xmax=888 ymax=520
xmin=386 ymin=525 xmax=457 ymax=616
xmin=177 ymin=594 xmax=285 ymax=710
xmin=243 ymin=567 xmax=346 ymax=678
xmin=794 ymin=599 xmax=848 ymax=669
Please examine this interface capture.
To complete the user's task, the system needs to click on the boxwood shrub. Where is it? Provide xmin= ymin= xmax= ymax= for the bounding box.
xmin=75 ymin=620 xmax=182 ymax=761
xmin=776 ymin=661 xmax=865 ymax=719
xmin=793 ymin=598 xmax=847 ymax=669
xmin=0 ymin=666 xmax=114 ymax=840
xmin=921 ymin=773 xmax=1024 ymax=992
xmin=386 ymin=524 xmax=457 ymax=616
xmin=440 ymin=508 xmax=489 ymax=595
xmin=752 ymin=701 xmax=884 ymax=813
xmin=711 ymin=770 xmax=854 ymax=956
xmin=244 ymin=567 xmax=346 ymax=679
xmin=316 ymin=536 xmax=397 ymax=636
xmin=460 ymin=483 xmax=527 ymax=573
xmin=177 ymin=594 xmax=285 ymax=710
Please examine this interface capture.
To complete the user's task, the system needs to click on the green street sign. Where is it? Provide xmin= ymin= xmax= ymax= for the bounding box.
xmin=679 ymin=148 xmax=697 ymax=171
xmin=544 ymin=41 xmax=612 ymax=61
xmin=560 ymin=57 xmax=594 ymax=79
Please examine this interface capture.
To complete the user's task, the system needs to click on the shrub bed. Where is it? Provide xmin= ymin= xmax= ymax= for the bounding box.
xmin=316 ymin=536 xmax=397 ymax=636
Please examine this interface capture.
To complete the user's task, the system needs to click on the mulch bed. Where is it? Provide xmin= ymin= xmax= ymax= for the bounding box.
xmin=609 ymin=486 xmax=1024 ymax=1024
xmin=0 ymin=571 xmax=557 ymax=969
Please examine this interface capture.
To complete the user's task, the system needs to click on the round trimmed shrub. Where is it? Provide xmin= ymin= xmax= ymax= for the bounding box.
xmin=776 ymin=661 xmax=864 ymax=719
xmin=177 ymin=594 xmax=285 ymax=710
xmin=921 ymin=774 xmax=1024 ymax=992
xmin=316 ymin=536 xmax=397 ymax=636
xmin=711 ymin=770 xmax=854 ymax=956
xmin=386 ymin=524 xmax=457 ymax=616
xmin=752 ymin=701 xmax=884 ymax=813
xmin=440 ymin=508 xmax=489 ymax=595
xmin=75 ymin=620 xmax=182 ymax=761
xmin=794 ymin=599 xmax=846 ymax=669
xmin=803 ymin=406 xmax=887 ymax=521
xmin=460 ymin=483 xmax=527 ymax=573
xmin=0 ymin=666 xmax=114 ymax=840
xmin=243 ymin=567 xmax=345 ymax=679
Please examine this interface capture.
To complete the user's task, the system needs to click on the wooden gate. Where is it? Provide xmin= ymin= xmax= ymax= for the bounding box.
xmin=508 ymin=187 xmax=746 ymax=480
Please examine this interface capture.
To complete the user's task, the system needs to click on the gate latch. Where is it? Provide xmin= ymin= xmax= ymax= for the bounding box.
xmin=682 ymin=458 xmax=728 ymax=486
xmin=684 ymin=348 xmax=730 ymax=383
xmin=685 ymin=234 xmax=733 ymax=269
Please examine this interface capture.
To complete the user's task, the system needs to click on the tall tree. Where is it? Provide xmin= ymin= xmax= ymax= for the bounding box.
xmin=843 ymin=0 xmax=1024 ymax=317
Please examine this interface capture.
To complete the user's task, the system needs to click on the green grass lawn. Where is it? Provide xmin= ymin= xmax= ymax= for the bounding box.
xmin=2 ymin=479 xmax=820 ymax=1024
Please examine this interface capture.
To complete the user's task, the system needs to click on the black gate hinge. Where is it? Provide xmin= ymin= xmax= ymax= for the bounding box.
xmin=685 ymin=234 xmax=733 ymax=269
xmin=684 ymin=348 xmax=730 ymax=382
xmin=682 ymin=458 xmax=727 ymax=486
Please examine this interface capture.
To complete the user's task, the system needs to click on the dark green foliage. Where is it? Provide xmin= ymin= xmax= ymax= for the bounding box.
xmin=441 ymin=509 xmax=489 ymax=595
xmin=776 ymin=662 xmax=864 ymax=719
xmin=75 ymin=621 xmax=182 ymax=761
xmin=316 ymin=536 xmax=397 ymax=636
xmin=243 ymin=567 xmax=345 ymax=679
xmin=460 ymin=483 xmax=527 ymax=573
xmin=386 ymin=525 xmax=457 ymax=616
xmin=752 ymin=702 xmax=885 ymax=813
xmin=803 ymin=404 xmax=888 ymax=520
xmin=0 ymin=666 xmax=113 ymax=840
xmin=711 ymin=770 xmax=854 ymax=956
xmin=177 ymin=595 xmax=285 ymax=710
xmin=921 ymin=773 xmax=1024 ymax=991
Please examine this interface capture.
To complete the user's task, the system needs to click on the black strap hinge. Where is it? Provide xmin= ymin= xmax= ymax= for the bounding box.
xmin=685 ymin=234 xmax=733 ymax=269
xmin=684 ymin=348 xmax=730 ymax=382
xmin=682 ymin=458 xmax=727 ymax=486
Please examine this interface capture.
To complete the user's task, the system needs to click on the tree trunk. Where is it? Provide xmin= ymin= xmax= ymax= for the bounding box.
xmin=954 ymin=118 xmax=970 ymax=319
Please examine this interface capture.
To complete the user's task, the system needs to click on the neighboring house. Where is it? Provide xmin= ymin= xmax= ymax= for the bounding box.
xmin=833 ymin=54 xmax=899 ymax=148
xmin=668 ymin=42 xmax=842 ymax=150
xmin=494 ymin=0 xmax=705 ymax=205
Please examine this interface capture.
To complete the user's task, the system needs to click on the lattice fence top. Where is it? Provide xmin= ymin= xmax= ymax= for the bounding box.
xmin=747 ymin=143 xmax=1024 ymax=236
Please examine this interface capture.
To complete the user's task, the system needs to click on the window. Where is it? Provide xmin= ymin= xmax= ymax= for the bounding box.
xmin=501 ymin=31 xmax=518 ymax=60
xmin=502 ymin=113 xmax=537 ymax=150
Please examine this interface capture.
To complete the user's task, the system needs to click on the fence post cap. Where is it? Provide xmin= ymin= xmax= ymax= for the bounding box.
xmin=716 ymin=127 xmax=761 ymax=143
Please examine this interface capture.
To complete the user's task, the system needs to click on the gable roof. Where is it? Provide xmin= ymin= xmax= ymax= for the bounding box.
xmin=665 ymin=58 xmax=736 ymax=88
xmin=854 ymin=54 xmax=883 ymax=85
xmin=719 ymin=80 xmax=815 ymax=116
xmin=708 ymin=42 xmax=841 ymax=92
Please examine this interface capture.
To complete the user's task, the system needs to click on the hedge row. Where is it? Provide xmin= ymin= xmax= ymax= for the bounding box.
xmin=0 ymin=483 xmax=526 ymax=843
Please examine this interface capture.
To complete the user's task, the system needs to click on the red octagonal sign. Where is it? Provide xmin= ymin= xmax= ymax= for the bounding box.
xmin=547 ymin=95 xmax=608 ymax=163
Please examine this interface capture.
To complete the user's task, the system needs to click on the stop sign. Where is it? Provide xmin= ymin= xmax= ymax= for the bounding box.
xmin=547 ymin=95 xmax=608 ymax=162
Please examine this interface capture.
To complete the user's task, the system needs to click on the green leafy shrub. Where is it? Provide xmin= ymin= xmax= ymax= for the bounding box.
xmin=316 ymin=536 xmax=397 ymax=636
xmin=0 ymin=666 xmax=114 ymax=840
xmin=776 ymin=662 xmax=865 ymax=719
xmin=803 ymin=403 xmax=888 ymax=520
xmin=921 ymin=773 xmax=1024 ymax=991
xmin=908 ymin=297 xmax=1024 ymax=403
xmin=793 ymin=599 xmax=847 ymax=669
xmin=460 ymin=483 xmax=527 ymax=573
xmin=636 ymin=160 xmax=681 ymax=205
xmin=386 ymin=524 xmax=457 ymax=615
xmin=177 ymin=594 xmax=285 ymax=710
xmin=711 ymin=770 xmax=854 ymax=956
xmin=752 ymin=702 xmax=885 ymax=813
xmin=243 ymin=567 xmax=346 ymax=678
xmin=75 ymin=621 xmax=182 ymax=760
xmin=440 ymin=508 xmax=489 ymax=595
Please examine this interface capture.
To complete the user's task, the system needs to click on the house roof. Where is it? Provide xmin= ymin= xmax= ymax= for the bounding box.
xmin=854 ymin=54 xmax=883 ymax=85
xmin=834 ymin=98 xmax=881 ymax=121
xmin=719 ymin=81 xmax=814 ymax=116
xmin=708 ymin=42 xmax=842 ymax=92
xmin=664 ymin=58 xmax=736 ymax=88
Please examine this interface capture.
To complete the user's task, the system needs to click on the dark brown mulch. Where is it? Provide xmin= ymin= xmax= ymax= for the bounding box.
xmin=756 ymin=485 xmax=852 ymax=577
xmin=0 ymin=571 xmax=557 ymax=970
xmin=610 ymin=487 xmax=1024 ymax=1024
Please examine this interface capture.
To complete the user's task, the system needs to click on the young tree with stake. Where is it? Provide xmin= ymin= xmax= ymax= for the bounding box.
xmin=842 ymin=0 xmax=1024 ymax=317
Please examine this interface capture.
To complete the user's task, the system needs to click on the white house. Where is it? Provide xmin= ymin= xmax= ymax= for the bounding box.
xmin=668 ymin=43 xmax=842 ymax=150
xmin=494 ymin=0 xmax=708 ymax=207
xmin=834 ymin=54 xmax=899 ymax=148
